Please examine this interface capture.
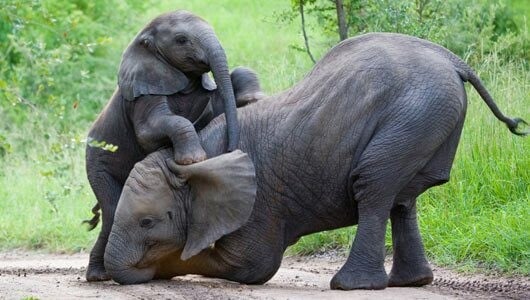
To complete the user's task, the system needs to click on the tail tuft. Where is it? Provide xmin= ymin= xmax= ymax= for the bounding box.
xmin=507 ymin=118 xmax=529 ymax=136
xmin=82 ymin=203 xmax=101 ymax=231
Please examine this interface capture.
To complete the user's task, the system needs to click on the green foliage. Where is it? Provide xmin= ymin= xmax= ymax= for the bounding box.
xmin=279 ymin=0 xmax=529 ymax=65
xmin=87 ymin=138 xmax=118 ymax=152
xmin=0 ymin=0 xmax=146 ymax=128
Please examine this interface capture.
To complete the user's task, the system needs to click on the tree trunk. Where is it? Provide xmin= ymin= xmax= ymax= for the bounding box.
xmin=335 ymin=0 xmax=348 ymax=41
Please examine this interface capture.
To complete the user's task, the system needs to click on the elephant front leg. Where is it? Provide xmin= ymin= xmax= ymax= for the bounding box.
xmin=133 ymin=95 xmax=207 ymax=165
xmin=388 ymin=204 xmax=433 ymax=287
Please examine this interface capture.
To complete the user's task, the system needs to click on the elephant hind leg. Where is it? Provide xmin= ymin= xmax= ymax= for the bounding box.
xmin=331 ymin=144 xmax=435 ymax=289
xmin=389 ymin=119 xmax=464 ymax=287
xmin=86 ymin=170 xmax=123 ymax=282
xmin=331 ymin=109 xmax=463 ymax=290
xmin=388 ymin=201 xmax=433 ymax=287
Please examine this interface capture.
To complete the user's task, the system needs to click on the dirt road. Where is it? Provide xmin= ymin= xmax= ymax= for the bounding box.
xmin=0 ymin=251 xmax=528 ymax=299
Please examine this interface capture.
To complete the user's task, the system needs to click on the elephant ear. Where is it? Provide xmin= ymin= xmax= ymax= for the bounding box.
xmin=118 ymin=34 xmax=189 ymax=101
xmin=201 ymin=73 xmax=217 ymax=91
xmin=166 ymin=150 xmax=256 ymax=260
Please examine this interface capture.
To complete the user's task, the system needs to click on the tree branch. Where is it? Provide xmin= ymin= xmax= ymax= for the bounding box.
xmin=335 ymin=0 xmax=348 ymax=41
xmin=299 ymin=0 xmax=316 ymax=64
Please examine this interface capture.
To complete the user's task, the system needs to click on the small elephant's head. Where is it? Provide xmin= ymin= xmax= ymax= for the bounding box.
xmin=119 ymin=10 xmax=239 ymax=150
xmin=104 ymin=150 xmax=256 ymax=285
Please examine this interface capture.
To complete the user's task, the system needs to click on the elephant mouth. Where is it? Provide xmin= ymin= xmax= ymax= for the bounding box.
xmin=185 ymin=57 xmax=210 ymax=73
xmin=134 ymin=243 xmax=177 ymax=269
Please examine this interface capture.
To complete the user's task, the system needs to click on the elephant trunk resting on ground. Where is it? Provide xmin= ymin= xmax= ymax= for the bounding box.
xmin=103 ymin=33 xmax=527 ymax=289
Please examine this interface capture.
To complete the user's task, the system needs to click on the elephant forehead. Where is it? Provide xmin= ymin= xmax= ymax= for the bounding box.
xmin=117 ymin=182 xmax=172 ymax=218
xmin=117 ymin=166 xmax=173 ymax=213
xmin=155 ymin=12 xmax=205 ymax=30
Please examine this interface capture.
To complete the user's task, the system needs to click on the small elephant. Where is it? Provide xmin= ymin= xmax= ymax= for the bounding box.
xmin=84 ymin=10 xmax=263 ymax=281
xmin=103 ymin=33 xmax=526 ymax=289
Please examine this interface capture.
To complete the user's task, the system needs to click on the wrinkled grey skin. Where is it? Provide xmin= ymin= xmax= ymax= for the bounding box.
xmin=104 ymin=33 xmax=527 ymax=289
xmin=85 ymin=10 xmax=263 ymax=282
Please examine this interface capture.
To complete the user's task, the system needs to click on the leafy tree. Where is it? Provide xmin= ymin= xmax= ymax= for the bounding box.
xmin=280 ymin=0 xmax=528 ymax=65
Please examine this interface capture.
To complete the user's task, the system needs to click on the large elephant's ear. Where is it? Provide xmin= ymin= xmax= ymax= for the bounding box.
xmin=118 ymin=33 xmax=189 ymax=101
xmin=166 ymin=150 xmax=256 ymax=260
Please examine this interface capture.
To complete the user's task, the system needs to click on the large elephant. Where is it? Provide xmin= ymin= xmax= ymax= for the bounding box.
xmin=103 ymin=33 xmax=527 ymax=289
xmin=84 ymin=10 xmax=263 ymax=281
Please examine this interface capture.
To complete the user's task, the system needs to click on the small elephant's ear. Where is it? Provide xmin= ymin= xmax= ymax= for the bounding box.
xmin=118 ymin=33 xmax=189 ymax=101
xmin=201 ymin=73 xmax=217 ymax=91
xmin=166 ymin=150 xmax=256 ymax=260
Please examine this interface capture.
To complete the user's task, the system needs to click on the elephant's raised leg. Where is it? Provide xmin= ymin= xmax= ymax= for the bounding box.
xmin=86 ymin=171 xmax=122 ymax=282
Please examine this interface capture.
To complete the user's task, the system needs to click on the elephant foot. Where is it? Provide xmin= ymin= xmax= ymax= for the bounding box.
xmin=388 ymin=264 xmax=433 ymax=287
xmin=173 ymin=141 xmax=207 ymax=165
xmin=86 ymin=264 xmax=111 ymax=282
xmin=330 ymin=267 xmax=388 ymax=290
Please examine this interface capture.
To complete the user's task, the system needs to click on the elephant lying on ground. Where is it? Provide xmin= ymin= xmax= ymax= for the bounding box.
xmin=84 ymin=10 xmax=263 ymax=281
xmin=103 ymin=33 xmax=527 ymax=289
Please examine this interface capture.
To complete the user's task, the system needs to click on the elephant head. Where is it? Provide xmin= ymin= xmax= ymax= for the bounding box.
xmin=104 ymin=150 xmax=256 ymax=284
xmin=118 ymin=10 xmax=239 ymax=151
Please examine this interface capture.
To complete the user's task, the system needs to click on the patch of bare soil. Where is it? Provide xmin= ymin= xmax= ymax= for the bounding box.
xmin=0 ymin=250 xmax=528 ymax=299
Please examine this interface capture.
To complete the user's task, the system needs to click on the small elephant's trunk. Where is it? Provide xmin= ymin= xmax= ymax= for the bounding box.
xmin=104 ymin=230 xmax=155 ymax=284
xmin=199 ymin=32 xmax=239 ymax=151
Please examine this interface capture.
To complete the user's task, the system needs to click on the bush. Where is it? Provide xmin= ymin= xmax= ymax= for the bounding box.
xmin=0 ymin=0 xmax=146 ymax=132
xmin=279 ymin=0 xmax=528 ymax=65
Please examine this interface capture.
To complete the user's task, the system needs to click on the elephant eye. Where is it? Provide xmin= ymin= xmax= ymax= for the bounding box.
xmin=140 ymin=218 xmax=154 ymax=228
xmin=175 ymin=36 xmax=188 ymax=45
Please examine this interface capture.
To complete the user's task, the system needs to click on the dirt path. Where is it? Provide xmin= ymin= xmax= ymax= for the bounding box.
xmin=0 ymin=251 xmax=528 ymax=299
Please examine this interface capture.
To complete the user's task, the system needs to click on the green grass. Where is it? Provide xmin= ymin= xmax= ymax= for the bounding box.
xmin=0 ymin=129 xmax=96 ymax=252
xmin=507 ymin=0 xmax=530 ymax=31
xmin=0 ymin=0 xmax=528 ymax=275
xmin=419 ymin=58 xmax=530 ymax=274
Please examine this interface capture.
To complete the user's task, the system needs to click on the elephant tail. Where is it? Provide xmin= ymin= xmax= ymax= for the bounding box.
xmin=455 ymin=63 xmax=528 ymax=136
xmin=82 ymin=203 xmax=101 ymax=231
